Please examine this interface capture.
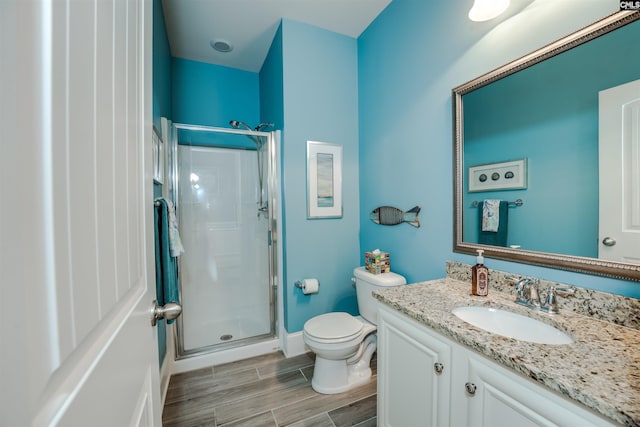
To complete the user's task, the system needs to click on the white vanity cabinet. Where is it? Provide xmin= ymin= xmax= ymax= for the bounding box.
xmin=377 ymin=305 xmax=617 ymax=427
xmin=377 ymin=304 xmax=453 ymax=426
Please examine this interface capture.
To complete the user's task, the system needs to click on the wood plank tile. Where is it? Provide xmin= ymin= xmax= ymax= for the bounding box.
xmin=163 ymin=415 xmax=217 ymax=427
xmin=165 ymin=366 xmax=260 ymax=405
xmin=209 ymin=370 xmax=308 ymax=408
xmin=164 ymin=370 xmax=307 ymax=425
xmin=166 ymin=367 xmax=215 ymax=404
xmin=287 ymin=413 xmax=335 ymax=427
xmin=353 ymin=417 xmax=376 ymax=427
xmin=214 ymin=377 xmax=317 ymax=425
xmin=163 ymin=350 xmax=378 ymax=427
xmin=162 ymin=394 xmax=217 ymax=427
xmin=213 ymin=351 xmax=286 ymax=375
xmin=220 ymin=411 xmax=277 ymax=427
xmin=272 ymin=379 xmax=377 ymax=426
xmin=256 ymin=352 xmax=315 ymax=378
xmin=163 ymin=417 xmax=217 ymax=427
xmin=328 ymin=394 xmax=377 ymax=427
xmin=300 ymin=365 xmax=314 ymax=382
xmin=169 ymin=366 xmax=215 ymax=385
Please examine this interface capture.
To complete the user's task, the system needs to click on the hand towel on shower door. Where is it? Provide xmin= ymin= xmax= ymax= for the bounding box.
xmin=154 ymin=199 xmax=180 ymax=322
xmin=478 ymin=200 xmax=509 ymax=247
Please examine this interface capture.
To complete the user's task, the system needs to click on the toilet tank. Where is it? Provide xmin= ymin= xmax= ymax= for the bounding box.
xmin=353 ymin=267 xmax=406 ymax=325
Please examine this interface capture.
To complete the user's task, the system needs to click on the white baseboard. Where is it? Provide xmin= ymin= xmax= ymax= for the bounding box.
xmin=282 ymin=330 xmax=308 ymax=358
xmin=159 ymin=324 xmax=176 ymax=407
xmin=159 ymin=352 xmax=171 ymax=408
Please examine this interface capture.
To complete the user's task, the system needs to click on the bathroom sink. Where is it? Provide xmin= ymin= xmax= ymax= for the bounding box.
xmin=451 ymin=306 xmax=573 ymax=345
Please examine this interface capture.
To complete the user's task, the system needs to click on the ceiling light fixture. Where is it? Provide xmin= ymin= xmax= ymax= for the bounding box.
xmin=468 ymin=0 xmax=510 ymax=22
xmin=210 ymin=39 xmax=233 ymax=53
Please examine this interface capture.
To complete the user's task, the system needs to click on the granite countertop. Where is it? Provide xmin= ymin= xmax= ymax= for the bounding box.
xmin=373 ymin=278 xmax=640 ymax=426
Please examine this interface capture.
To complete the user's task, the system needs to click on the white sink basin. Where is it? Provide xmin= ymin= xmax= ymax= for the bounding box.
xmin=451 ymin=306 xmax=574 ymax=345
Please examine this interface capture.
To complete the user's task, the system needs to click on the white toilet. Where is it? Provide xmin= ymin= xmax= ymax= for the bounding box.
xmin=303 ymin=267 xmax=406 ymax=394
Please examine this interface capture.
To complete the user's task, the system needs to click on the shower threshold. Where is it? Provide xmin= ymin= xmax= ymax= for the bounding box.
xmin=173 ymin=333 xmax=280 ymax=373
xmin=177 ymin=332 xmax=277 ymax=361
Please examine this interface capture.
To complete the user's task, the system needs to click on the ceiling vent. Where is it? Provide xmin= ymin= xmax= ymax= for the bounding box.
xmin=210 ymin=39 xmax=233 ymax=53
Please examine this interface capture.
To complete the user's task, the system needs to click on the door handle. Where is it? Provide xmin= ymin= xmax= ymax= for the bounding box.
xmin=151 ymin=300 xmax=182 ymax=326
xmin=602 ymin=237 xmax=616 ymax=247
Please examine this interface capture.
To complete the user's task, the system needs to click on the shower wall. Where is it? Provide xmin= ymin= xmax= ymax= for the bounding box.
xmin=178 ymin=145 xmax=271 ymax=352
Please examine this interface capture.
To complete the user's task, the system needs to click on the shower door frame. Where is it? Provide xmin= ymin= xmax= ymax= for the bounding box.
xmin=168 ymin=123 xmax=279 ymax=360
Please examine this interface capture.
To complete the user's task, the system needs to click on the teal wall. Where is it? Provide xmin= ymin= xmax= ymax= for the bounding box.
xmin=358 ymin=0 xmax=640 ymax=298
xmin=152 ymin=0 xmax=172 ymax=365
xmin=259 ymin=25 xmax=284 ymax=132
xmin=171 ymin=58 xmax=260 ymax=127
xmin=278 ymin=20 xmax=361 ymax=333
xmin=462 ymin=19 xmax=640 ymax=257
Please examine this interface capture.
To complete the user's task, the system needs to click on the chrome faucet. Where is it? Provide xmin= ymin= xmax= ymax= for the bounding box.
xmin=512 ymin=277 xmax=540 ymax=308
xmin=506 ymin=276 xmax=576 ymax=314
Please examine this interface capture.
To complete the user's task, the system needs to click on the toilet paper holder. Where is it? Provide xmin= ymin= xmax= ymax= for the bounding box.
xmin=295 ymin=278 xmax=320 ymax=294
xmin=295 ymin=279 xmax=320 ymax=288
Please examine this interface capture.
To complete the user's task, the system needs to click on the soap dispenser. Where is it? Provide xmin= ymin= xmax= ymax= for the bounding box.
xmin=471 ymin=249 xmax=489 ymax=296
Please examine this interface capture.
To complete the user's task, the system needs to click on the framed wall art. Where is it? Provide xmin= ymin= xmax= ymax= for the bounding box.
xmin=307 ymin=141 xmax=343 ymax=218
xmin=468 ymin=159 xmax=527 ymax=192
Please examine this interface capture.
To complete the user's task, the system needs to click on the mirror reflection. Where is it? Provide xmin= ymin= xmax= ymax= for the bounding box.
xmin=454 ymin=12 xmax=640 ymax=281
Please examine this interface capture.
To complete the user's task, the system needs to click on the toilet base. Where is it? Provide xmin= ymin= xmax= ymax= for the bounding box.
xmin=310 ymin=334 xmax=377 ymax=394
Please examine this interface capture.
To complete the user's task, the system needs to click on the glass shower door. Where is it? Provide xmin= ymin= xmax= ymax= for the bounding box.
xmin=175 ymin=128 xmax=273 ymax=356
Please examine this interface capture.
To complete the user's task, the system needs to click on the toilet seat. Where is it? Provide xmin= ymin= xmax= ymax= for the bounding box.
xmin=304 ymin=312 xmax=364 ymax=344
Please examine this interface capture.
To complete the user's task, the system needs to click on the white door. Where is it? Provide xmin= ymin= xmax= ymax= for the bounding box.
xmin=1 ymin=0 xmax=161 ymax=426
xmin=599 ymin=79 xmax=640 ymax=265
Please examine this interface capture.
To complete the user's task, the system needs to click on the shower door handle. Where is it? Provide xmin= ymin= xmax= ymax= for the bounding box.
xmin=151 ymin=300 xmax=182 ymax=326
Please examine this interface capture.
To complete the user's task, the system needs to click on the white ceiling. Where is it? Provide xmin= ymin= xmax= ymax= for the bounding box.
xmin=161 ymin=0 xmax=393 ymax=72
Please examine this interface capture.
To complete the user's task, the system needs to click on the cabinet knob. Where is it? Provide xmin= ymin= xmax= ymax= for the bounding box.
xmin=434 ymin=362 xmax=444 ymax=374
xmin=465 ymin=382 xmax=477 ymax=395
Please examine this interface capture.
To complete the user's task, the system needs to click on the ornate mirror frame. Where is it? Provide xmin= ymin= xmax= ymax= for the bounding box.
xmin=453 ymin=11 xmax=640 ymax=282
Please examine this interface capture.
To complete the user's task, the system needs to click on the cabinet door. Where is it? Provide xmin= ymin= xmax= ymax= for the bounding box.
xmin=463 ymin=350 xmax=614 ymax=427
xmin=378 ymin=307 xmax=452 ymax=427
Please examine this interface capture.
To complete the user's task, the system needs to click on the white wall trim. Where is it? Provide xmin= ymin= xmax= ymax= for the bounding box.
xmin=159 ymin=324 xmax=176 ymax=407
xmin=282 ymin=330 xmax=307 ymax=358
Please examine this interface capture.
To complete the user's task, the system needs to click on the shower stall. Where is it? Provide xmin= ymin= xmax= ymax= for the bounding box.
xmin=167 ymin=123 xmax=280 ymax=362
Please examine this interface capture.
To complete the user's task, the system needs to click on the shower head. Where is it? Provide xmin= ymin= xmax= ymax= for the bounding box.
xmin=254 ymin=123 xmax=274 ymax=131
xmin=229 ymin=120 xmax=252 ymax=131
xmin=230 ymin=120 xmax=273 ymax=132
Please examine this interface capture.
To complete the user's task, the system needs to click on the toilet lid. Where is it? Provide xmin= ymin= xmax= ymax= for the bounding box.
xmin=304 ymin=312 xmax=363 ymax=341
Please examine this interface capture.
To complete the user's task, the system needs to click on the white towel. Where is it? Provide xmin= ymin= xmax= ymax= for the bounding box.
xmin=482 ymin=199 xmax=500 ymax=232
xmin=160 ymin=198 xmax=185 ymax=257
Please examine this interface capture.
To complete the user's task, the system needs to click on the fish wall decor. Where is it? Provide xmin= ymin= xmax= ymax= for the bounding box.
xmin=370 ymin=205 xmax=421 ymax=228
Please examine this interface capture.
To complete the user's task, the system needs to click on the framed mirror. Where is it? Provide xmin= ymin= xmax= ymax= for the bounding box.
xmin=453 ymin=11 xmax=640 ymax=282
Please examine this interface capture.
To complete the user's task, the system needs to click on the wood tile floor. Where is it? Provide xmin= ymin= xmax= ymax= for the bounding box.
xmin=162 ymin=351 xmax=377 ymax=427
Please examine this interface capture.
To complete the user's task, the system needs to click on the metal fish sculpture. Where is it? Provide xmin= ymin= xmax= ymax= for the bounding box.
xmin=370 ymin=205 xmax=421 ymax=228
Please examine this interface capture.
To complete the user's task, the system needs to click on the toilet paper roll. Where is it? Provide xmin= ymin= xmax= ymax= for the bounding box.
xmin=300 ymin=278 xmax=319 ymax=295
